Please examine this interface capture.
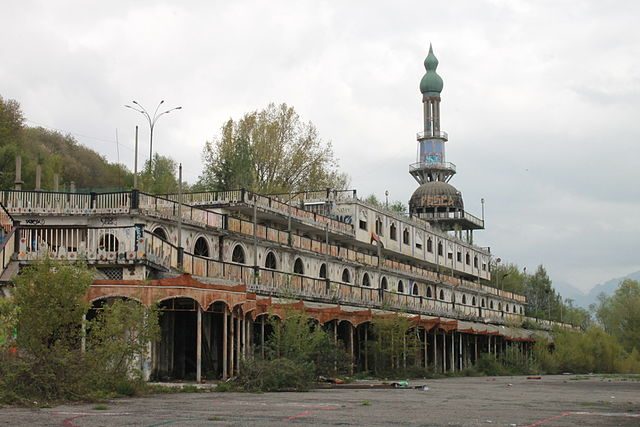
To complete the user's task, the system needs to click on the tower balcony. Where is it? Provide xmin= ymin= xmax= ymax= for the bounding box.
xmin=409 ymin=161 xmax=456 ymax=174
xmin=417 ymin=130 xmax=448 ymax=141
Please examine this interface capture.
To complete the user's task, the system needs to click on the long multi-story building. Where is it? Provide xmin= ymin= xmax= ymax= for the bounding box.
xmin=0 ymin=46 xmax=569 ymax=382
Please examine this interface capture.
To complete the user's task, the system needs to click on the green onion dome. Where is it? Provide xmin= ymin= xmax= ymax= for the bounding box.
xmin=419 ymin=44 xmax=443 ymax=95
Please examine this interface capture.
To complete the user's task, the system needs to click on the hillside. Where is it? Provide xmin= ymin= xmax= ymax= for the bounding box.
xmin=0 ymin=95 xmax=132 ymax=192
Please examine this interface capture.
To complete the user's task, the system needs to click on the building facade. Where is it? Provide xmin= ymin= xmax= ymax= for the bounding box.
xmin=0 ymin=46 xmax=568 ymax=382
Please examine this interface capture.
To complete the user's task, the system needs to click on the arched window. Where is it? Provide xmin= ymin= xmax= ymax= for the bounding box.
xmin=342 ymin=268 xmax=351 ymax=283
xmin=465 ymin=253 xmax=470 ymax=265
xmin=362 ymin=273 xmax=371 ymax=287
xmin=397 ymin=280 xmax=404 ymax=293
xmin=437 ymin=241 xmax=443 ymax=256
xmin=293 ymin=258 xmax=304 ymax=275
xmin=152 ymin=227 xmax=168 ymax=240
xmin=99 ymin=234 xmax=119 ymax=252
xmin=427 ymin=238 xmax=433 ymax=253
xmin=451 ymin=293 xmax=456 ymax=303
xmin=490 ymin=301 xmax=494 ymax=309
xmin=380 ymin=276 xmax=388 ymax=290
xmin=232 ymin=245 xmax=245 ymax=264
xmin=390 ymin=223 xmax=397 ymax=241
xmin=462 ymin=294 xmax=467 ymax=304
xmin=513 ymin=305 xmax=517 ymax=313
xmin=402 ymin=228 xmax=410 ymax=245
xmin=472 ymin=296 xmax=476 ymax=306
xmin=319 ymin=263 xmax=327 ymax=279
xmin=439 ymin=289 xmax=445 ymax=300
xmin=498 ymin=302 xmax=502 ymax=311
xmin=505 ymin=304 xmax=509 ymax=312
xmin=412 ymin=283 xmax=419 ymax=295
xmin=519 ymin=306 xmax=523 ymax=314
xmin=426 ymin=286 xmax=432 ymax=298
xmin=265 ymin=251 xmax=277 ymax=269
xmin=474 ymin=256 xmax=479 ymax=268
xmin=481 ymin=298 xmax=486 ymax=307
xmin=194 ymin=236 xmax=209 ymax=257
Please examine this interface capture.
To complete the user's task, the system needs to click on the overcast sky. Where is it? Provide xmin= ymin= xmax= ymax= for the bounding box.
xmin=2 ymin=0 xmax=639 ymax=293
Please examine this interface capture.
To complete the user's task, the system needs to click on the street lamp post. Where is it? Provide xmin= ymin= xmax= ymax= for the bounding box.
xmin=125 ymin=100 xmax=182 ymax=163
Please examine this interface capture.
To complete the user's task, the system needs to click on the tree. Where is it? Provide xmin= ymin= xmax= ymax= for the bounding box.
xmin=0 ymin=260 xmax=159 ymax=403
xmin=139 ymin=154 xmax=179 ymax=194
xmin=363 ymin=194 xmax=407 ymax=214
xmin=0 ymin=95 xmax=24 ymax=189
xmin=199 ymin=103 xmax=349 ymax=194
xmin=595 ymin=279 xmax=640 ymax=353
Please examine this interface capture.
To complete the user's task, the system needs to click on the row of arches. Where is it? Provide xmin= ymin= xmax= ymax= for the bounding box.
xmin=151 ymin=228 xmax=519 ymax=314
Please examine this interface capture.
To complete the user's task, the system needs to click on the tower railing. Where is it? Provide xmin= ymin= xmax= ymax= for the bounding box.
xmin=409 ymin=161 xmax=456 ymax=172
xmin=417 ymin=130 xmax=448 ymax=141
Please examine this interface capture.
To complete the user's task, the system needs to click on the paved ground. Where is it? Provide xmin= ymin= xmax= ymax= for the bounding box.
xmin=1 ymin=375 xmax=639 ymax=426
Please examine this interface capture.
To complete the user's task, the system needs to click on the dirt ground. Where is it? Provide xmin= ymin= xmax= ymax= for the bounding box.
xmin=1 ymin=375 xmax=639 ymax=426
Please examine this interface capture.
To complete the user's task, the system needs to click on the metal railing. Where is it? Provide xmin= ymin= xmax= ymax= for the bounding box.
xmin=409 ymin=161 xmax=457 ymax=173
xmin=416 ymin=130 xmax=448 ymax=140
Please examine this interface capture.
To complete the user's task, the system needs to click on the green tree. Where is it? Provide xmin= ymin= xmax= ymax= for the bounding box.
xmin=85 ymin=299 xmax=159 ymax=392
xmin=139 ymin=154 xmax=179 ymax=194
xmin=0 ymin=95 xmax=24 ymax=189
xmin=199 ymin=103 xmax=348 ymax=194
xmin=369 ymin=316 xmax=419 ymax=375
xmin=363 ymin=194 xmax=407 ymax=214
xmin=595 ymin=279 xmax=640 ymax=353
xmin=0 ymin=260 xmax=160 ymax=403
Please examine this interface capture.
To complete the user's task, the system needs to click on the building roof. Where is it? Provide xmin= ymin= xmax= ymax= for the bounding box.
xmin=409 ymin=181 xmax=464 ymax=210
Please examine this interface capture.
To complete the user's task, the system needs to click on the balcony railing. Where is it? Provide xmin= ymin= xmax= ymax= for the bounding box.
xmin=409 ymin=161 xmax=457 ymax=173
xmin=163 ymin=189 xmax=355 ymax=237
xmin=417 ymin=130 xmax=448 ymax=141
xmin=417 ymin=210 xmax=484 ymax=228
xmin=9 ymin=224 xmax=553 ymax=326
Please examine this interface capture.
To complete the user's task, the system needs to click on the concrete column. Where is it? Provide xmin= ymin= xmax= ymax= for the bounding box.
xmin=349 ymin=323 xmax=354 ymax=375
xmin=222 ymin=311 xmax=228 ymax=380
xmin=459 ymin=332 xmax=463 ymax=370
xmin=261 ymin=315 xmax=265 ymax=358
xmin=235 ymin=314 xmax=240 ymax=375
xmin=474 ymin=335 xmax=478 ymax=365
xmin=364 ymin=324 xmax=369 ymax=372
xmin=70 ymin=181 xmax=76 ymax=193
xmin=423 ymin=329 xmax=428 ymax=369
xmin=442 ymin=331 xmax=447 ymax=373
xmin=35 ymin=164 xmax=42 ymax=191
xmin=196 ymin=307 xmax=202 ymax=382
xmin=450 ymin=332 xmax=455 ymax=373
xmin=433 ymin=330 xmax=438 ymax=373
xmin=14 ymin=156 xmax=23 ymax=190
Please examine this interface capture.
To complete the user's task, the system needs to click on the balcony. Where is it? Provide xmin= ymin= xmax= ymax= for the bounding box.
xmin=417 ymin=130 xmax=448 ymax=141
xmin=409 ymin=161 xmax=456 ymax=173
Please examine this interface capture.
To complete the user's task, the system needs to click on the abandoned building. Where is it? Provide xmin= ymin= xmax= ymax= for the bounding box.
xmin=0 ymin=46 xmax=570 ymax=381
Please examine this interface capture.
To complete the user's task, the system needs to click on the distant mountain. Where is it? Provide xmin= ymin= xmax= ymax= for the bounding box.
xmin=555 ymin=271 xmax=640 ymax=309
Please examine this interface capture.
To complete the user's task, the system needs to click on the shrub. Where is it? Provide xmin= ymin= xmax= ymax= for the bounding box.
xmin=237 ymin=358 xmax=315 ymax=392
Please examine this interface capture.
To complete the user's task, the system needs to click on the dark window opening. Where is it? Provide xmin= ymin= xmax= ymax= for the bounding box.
xmin=232 ymin=245 xmax=245 ymax=264
xmin=194 ymin=236 xmax=210 ymax=257
xmin=362 ymin=273 xmax=371 ymax=287
xmin=402 ymin=228 xmax=409 ymax=245
xmin=265 ymin=251 xmax=277 ymax=269
xmin=293 ymin=258 xmax=305 ymax=275
xmin=342 ymin=268 xmax=351 ymax=283
xmin=319 ymin=263 xmax=327 ymax=279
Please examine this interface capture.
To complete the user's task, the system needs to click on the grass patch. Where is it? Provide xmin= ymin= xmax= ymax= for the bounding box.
xmin=361 ymin=400 xmax=371 ymax=406
xmin=93 ymin=403 xmax=108 ymax=410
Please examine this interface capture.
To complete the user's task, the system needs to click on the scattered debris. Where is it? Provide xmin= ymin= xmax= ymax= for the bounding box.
xmin=527 ymin=376 xmax=542 ymax=380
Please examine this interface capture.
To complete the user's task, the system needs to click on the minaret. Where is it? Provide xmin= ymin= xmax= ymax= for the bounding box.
xmin=410 ymin=44 xmax=455 ymax=184
xmin=409 ymin=45 xmax=483 ymax=233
